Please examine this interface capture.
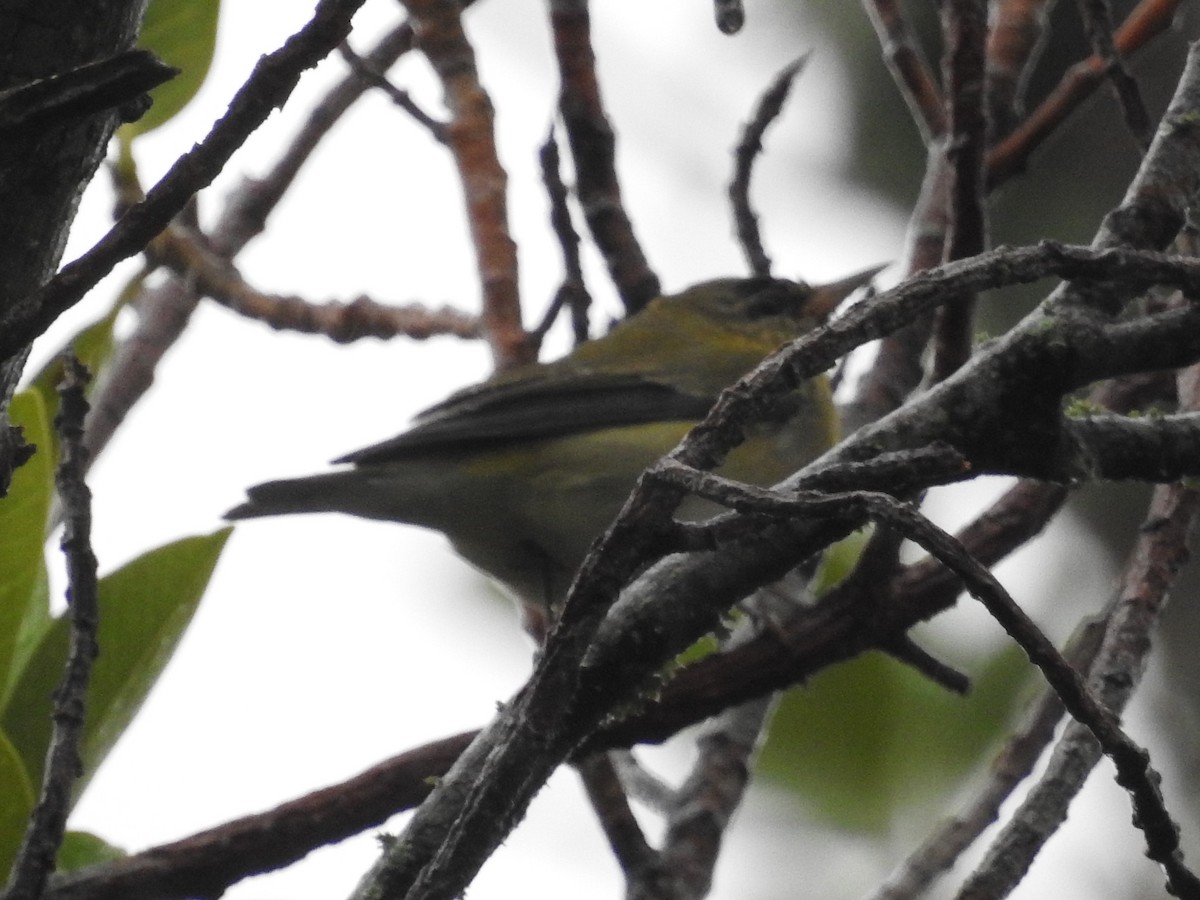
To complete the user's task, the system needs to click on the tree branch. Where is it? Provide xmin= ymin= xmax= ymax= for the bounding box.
xmin=4 ymin=0 xmax=370 ymax=365
xmin=5 ymin=360 xmax=98 ymax=900
xmin=400 ymin=0 xmax=528 ymax=369
xmin=548 ymin=0 xmax=660 ymax=313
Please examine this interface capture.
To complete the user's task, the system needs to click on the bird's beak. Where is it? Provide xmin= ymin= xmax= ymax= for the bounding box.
xmin=804 ymin=263 xmax=888 ymax=321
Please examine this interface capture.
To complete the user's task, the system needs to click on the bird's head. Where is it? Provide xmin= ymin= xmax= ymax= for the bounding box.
xmin=651 ymin=267 xmax=885 ymax=343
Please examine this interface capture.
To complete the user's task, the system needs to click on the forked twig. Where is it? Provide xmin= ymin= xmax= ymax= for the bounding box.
xmin=729 ymin=56 xmax=808 ymax=278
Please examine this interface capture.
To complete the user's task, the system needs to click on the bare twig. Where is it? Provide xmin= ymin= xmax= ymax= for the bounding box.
xmin=986 ymin=0 xmax=1054 ymax=137
xmin=402 ymin=0 xmax=529 ymax=369
xmin=930 ymin=0 xmax=989 ymax=384
xmin=82 ymin=20 xmax=424 ymax=473
xmin=576 ymin=754 xmax=656 ymax=878
xmin=45 ymin=732 xmax=474 ymax=900
xmin=5 ymin=358 xmax=98 ymax=900
xmin=663 ymin=467 xmax=1200 ymax=898
xmin=987 ymin=0 xmax=1182 ymax=188
xmin=1074 ymin=0 xmax=1154 ymax=150
xmin=337 ymin=42 xmax=447 ymax=142
xmin=866 ymin=616 xmax=1108 ymax=900
xmin=6 ymin=0 xmax=370 ymax=364
xmin=548 ymin=0 xmax=660 ymax=313
xmin=149 ymin=226 xmax=480 ymax=342
xmin=535 ymin=127 xmax=590 ymax=346
xmin=729 ymin=56 xmax=808 ymax=279
xmin=631 ymin=697 xmax=773 ymax=900
xmin=216 ymin=17 xmax=427 ymax=254
xmin=955 ymin=358 xmax=1200 ymax=900
xmin=862 ymin=0 xmax=947 ymax=142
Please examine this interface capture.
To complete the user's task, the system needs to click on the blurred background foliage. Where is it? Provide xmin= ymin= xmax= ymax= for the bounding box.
xmin=717 ymin=0 xmax=1200 ymax=876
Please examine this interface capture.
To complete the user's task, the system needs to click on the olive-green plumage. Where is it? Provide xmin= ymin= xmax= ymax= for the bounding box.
xmin=227 ymin=274 xmax=875 ymax=611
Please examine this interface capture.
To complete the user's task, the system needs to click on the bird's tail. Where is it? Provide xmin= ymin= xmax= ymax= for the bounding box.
xmin=225 ymin=471 xmax=382 ymax=521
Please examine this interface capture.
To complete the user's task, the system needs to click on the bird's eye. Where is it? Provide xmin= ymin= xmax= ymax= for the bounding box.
xmin=743 ymin=280 xmax=804 ymax=317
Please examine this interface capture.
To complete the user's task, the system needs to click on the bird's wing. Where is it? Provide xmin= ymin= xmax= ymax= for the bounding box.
xmin=335 ymin=372 xmax=717 ymax=465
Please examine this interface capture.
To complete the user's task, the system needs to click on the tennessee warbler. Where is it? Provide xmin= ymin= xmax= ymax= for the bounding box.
xmin=227 ymin=273 xmax=876 ymax=615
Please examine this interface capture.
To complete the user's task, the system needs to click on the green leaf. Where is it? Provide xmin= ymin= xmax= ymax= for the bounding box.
xmin=56 ymin=831 xmax=126 ymax=872
xmin=755 ymin=646 xmax=1033 ymax=833
xmin=2 ymin=529 xmax=232 ymax=799
xmin=0 ymin=392 xmax=54 ymax=707
xmin=811 ymin=528 xmax=870 ymax=595
xmin=124 ymin=0 xmax=222 ymax=138
xmin=0 ymin=727 xmax=36 ymax=878
xmin=27 ymin=286 xmax=135 ymax=469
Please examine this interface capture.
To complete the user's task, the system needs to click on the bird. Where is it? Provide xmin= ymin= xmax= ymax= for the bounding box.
xmin=226 ymin=271 xmax=878 ymax=623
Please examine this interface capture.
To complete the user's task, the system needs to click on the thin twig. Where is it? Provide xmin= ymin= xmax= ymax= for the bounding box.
xmin=833 ymin=523 xmax=971 ymax=694
xmin=576 ymin=754 xmax=656 ymax=878
xmin=215 ymin=17 xmax=428 ymax=254
xmin=82 ymin=20 xmax=423 ymax=473
xmin=862 ymin=0 xmax=947 ymax=142
xmin=659 ymin=466 xmax=1200 ymax=898
xmin=5 ymin=358 xmax=99 ymax=900
xmin=866 ymin=616 xmax=1108 ymax=900
xmin=337 ymin=42 xmax=447 ymax=142
xmin=931 ymin=0 xmax=989 ymax=384
xmin=631 ymin=697 xmax=773 ymax=900
xmin=6 ymin=0 xmax=370 ymax=364
xmin=987 ymin=0 xmax=1182 ymax=188
xmin=729 ymin=56 xmax=808 ymax=279
xmin=954 ymin=356 xmax=1200 ymax=900
xmin=1074 ymin=0 xmax=1154 ymax=150
xmin=549 ymin=0 xmax=660 ymax=313
xmin=402 ymin=0 xmax=530 ymax=369
xmin=535 ymin=127 xmax=590 ymax=346
xmin=985 ymin=0 xmax=1053 ymax=138
xmin=149 ymin=225 xmax=480 ymax=342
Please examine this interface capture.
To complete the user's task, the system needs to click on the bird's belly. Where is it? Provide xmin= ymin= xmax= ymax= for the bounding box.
xmin=443 ymin=405 xmax=835 ymax=609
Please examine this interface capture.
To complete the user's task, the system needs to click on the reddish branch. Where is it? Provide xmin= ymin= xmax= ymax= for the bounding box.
xmin=987 ymin=0 xmax=1183 ymax=187
xmin=853 ymin=0 xmax=1179 ymax=431
xmin=985 ymin=0 xmax=1053 ymax=136
xmin=401 ymin=0 xmax=530 ymax=370
xmin=149 ymin=227 xmax=480 ymax=342
xmin=47 ymin=734 xmax=473 ymax=900
xmin=1074 ymin=0 xmax=1154 ymax=149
